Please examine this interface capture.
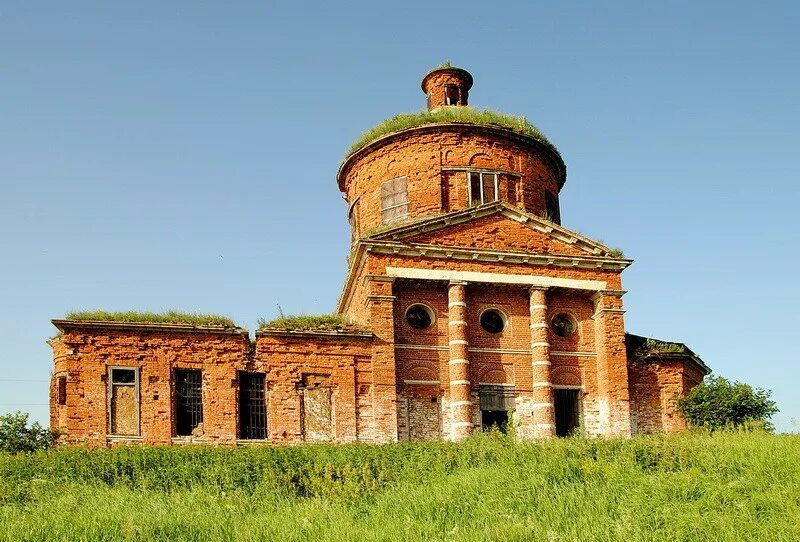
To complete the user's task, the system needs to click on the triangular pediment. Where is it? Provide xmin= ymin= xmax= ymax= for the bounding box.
xmin=369 ymin=202 xmax=616 ymax=258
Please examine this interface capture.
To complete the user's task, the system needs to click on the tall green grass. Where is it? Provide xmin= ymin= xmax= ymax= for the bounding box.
xmin=1 ymin=432 xmax=798 ymax=541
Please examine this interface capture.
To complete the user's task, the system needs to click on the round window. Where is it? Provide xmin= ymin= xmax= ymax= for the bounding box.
xmin=405 ymin=304 xmax=434 ymax=330
xmin=551 ymin=313 xmax=577 ymax=338
xmin=480 ymin=309 xmax=506 ymax=334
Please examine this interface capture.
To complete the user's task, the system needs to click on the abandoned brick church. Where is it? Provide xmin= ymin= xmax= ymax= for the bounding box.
xmin=49 ymin=66 xmax=709 ymax=445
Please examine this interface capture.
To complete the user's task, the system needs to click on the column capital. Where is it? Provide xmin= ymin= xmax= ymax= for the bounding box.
xmin=590 ymin=289 xmax=626 ymax=302
xmin=529 ymin=285 xmax=549 ymax=293
xmin=449 ymin=280 xmax=469 ymax=287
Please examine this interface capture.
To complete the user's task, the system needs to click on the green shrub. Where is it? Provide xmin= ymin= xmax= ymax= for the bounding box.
xmin=0 ymin=412 xmax=56 ymax=454
xmin=678 ymin=375 xmax=778 ymax=431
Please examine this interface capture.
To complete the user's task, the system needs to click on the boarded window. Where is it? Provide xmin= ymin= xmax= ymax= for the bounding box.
xmin=57 ymin=375 xmax=67 ymax=406
xmin=545 ymin=190 xmax=561 ymax=224
xmin=301 ymin=375 xmax=332 ymax=442
xmin=380 ymin=177 xmax=409 ymax=223
xmin=175 ymin=369 xmax=203 ymax=436
xmin=108 ymin=367 xmax=139 ymax=436
xmin=468 ymin=172 xmax=498 ymax=206
xmin=239 ymin=372 xmax=267 ymax=440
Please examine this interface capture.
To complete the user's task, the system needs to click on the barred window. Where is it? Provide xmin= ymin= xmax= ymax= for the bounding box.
xmin=175 ymin=369 xmax=203 ymax=436
xmin=468 ymin=172 xmax=499 ymax=206
xmin=239 ymin=372 xmax=267 ymax=440
xmin=381 ymin=177 xmax=409 ymax=223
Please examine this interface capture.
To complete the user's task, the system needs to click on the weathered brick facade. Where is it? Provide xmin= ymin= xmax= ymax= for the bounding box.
xmin=50 ymin=66 xmax=709 ymax=445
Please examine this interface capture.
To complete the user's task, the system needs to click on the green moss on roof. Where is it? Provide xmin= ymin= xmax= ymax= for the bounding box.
xmin=258 ymin=313 xmax=370 ymax=333
xmin=345 ymin=107 xmax=560 ymax=160
xmin=626 ymin=333 xmax=695 ymax=358
xmin=64 ymin=310 xmax=237 ymax=328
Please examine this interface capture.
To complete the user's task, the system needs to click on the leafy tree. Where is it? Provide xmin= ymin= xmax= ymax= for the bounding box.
xmin=0 ymin=411 xmax=57 ymax=454
xmin=678 ymin=375 xmax=778 ymax=431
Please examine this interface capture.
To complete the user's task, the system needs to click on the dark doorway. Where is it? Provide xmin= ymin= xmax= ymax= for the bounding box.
xmin=554 ymin=388 xmax=580 ymax=437
xmin=239 ymin=372 xmax=267 ymax=440
xmin=481 ymin=410 xmax=509 ymax=433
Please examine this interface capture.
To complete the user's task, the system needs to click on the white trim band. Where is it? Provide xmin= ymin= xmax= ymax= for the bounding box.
xmin=530 ymin=323 xmax=548 ymax=329
xmin=448 ymin=358 xmax=469 ymax=365
xmin=532 ymin=382 xmax=552 ymax=388
xmin=449 ymin=340 xmax=469 ymax=346
xmin=450 ymin=380 xmax=471 ymax=386
xmin=531 ymin=360 xmax=551 ymax=366
xmin=448 ymin=301 xmax=467 ymax=307
xmin=451 ymin=421 xmax=474 ymax=428
xmin=448 ymin=320 xmax=467 ymax=326
xmin=385 ymin=267 xmax=607 ymax=291
xmin=531 ymin=342 xmax=550 ymax=348
xmin=529 ymin=304 xmax=548 ymax=310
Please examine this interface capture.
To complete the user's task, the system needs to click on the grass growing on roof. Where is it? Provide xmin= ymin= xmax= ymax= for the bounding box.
xmin=258 ymin=313 xmax=367 ymax=332
xmin=345 ymin=107 xmax=560 ymax=159
xmin=64 ymin=310 xmax=237 ymax=327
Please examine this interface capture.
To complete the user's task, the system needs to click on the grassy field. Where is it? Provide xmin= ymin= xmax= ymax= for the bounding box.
xmin=1 ymin=431 xmax=798 ymax=541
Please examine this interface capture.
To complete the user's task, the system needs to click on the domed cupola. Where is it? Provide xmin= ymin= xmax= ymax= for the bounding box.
xmin=338 ymin=65 xmax=566 ymax=240
xmin=421 ymin=64 xmax=474 ymax=109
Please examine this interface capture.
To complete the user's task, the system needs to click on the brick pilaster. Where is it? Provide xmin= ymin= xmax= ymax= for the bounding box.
xmin=367 ymin=277 xmax=399 ymax=442
xmin=530 ymin=287 xmax=554 ymax=438
xmin=592 ymin=291 xmax=632 ymax=436
xmin=447 ymin=281 xmax=472 ymax=441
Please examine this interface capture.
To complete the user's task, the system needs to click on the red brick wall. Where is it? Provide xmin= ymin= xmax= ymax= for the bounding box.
xmin=629 ymin=360 xmax=704 ymax=434
xmin=254 ymin=332 xmax=372 ymax=443
xmin=50 ymin=326 xmax=250 ymax=446
xmin=341 ymin=126 xmax=563 ymax=238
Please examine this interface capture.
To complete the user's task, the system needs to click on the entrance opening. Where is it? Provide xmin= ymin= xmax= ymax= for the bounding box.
xmin=239 ymin=372 xmax=267 ymax=440
xmin=479 ymin=384 xmax=515 ymax=434
xmin=554 ymin=388 xmax=581 ymax=437
xmin=481 ymin=409 xmax=509 ymax=433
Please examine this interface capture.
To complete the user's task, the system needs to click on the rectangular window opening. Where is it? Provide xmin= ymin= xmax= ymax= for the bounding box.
xmin=108 ymin=367 xmax=140 ymax=436
xmin=545 ymin=189 xmax=561 ymax=224
xmin=468 ymin=172 xmax=499 ymax=206
xmin=57 ymin=376 xmax=67 ymax=406
xmin=380 ymin=176 xmax=409 ymax=224
xmin=175 ymin=369 xmax=203 ymax=437
xmin=239 ymin=372 xmax=267 ymax=440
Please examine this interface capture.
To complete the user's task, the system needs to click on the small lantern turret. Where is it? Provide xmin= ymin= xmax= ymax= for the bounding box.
xmin=421 ymin=65 xmax=473 ymax=110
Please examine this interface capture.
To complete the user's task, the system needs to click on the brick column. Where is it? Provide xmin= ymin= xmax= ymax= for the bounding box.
xmin=592 ymin=290 xmax=631 ymax=436
xmin=367 ymin=277 xmax=399 ymax=442
xmin=530 ymin=287 xmax=555 ymax=438
xmin=447 ymin=281 xmax=472 ymax=441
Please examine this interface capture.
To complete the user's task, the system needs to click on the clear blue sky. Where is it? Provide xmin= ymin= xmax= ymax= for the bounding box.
xmin=1 ymin=1 xmax=798 ymax=432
